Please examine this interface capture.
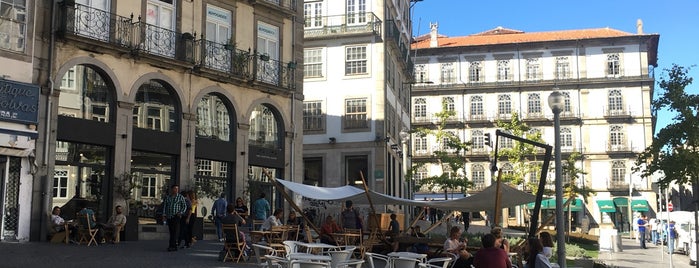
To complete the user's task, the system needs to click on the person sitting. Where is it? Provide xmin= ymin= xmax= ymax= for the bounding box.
xmin=78 ymin=201 xmax=103 ymax=243
xmin=286 ymin=211 xmax=304 ymax=240
xmin=524 ymin=237 xmax=552 ymax=268
xmin=473 ymin=233 xmax=511 ymax=268
xmin=261 ymin=209 xmax=283 ymax=231
xmin=221 ymin=204 xmax=247 ymax=244
xmin=101 ymin=205 xmax=127 ymax=243
xmin=49 ymin=206 xmax=77 ymax=243
xmin=491 ymin=226 xmax=510 ymax=253
xmin=320 ymin=215 xmax=342 ymax=246
xmin=539 ymin=232 xmax=554 ymax=258
xmin=444 ymin=226 xmax=473 ymax=268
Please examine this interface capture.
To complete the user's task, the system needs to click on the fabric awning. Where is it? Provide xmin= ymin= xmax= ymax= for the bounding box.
xmin=596 ymin=200 xmax=617 ymax=212
xmin=613 ymin=197 xmax=628 ymax=207
xmin=631 ymin=199 xmax=650 ymax=211
xmin=527 ymin=198 xmax=583 ymax=211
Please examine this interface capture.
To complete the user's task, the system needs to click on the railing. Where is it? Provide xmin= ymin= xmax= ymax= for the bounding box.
xmin=255 ymin=0 xmax=297 ymax=11
xmin=59 ymin=3 xmax=295 ymax=91
xmin=606 ymin=141 xmax=636 ymax=152
xmin=608 ymin=181 xmax=629 ymax=190
xmin=304 ymin=12 xmax=381 ymax=38
xmin=603 ymin=105 xmax=633 ymax=117
xmin=412 ymin=74 xmax=652 ymax=91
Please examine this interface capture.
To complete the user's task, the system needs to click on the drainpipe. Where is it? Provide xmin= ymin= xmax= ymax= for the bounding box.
xmin=40 ymin=0 xmax=58 ymax=241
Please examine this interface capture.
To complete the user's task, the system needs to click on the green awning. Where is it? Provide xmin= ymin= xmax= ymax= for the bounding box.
xmin=527 ymin=199 xmax=554 ymax=209
xmin=527 ymin=198 xmax=582 ymax=211
xmin=630 ymin=200 xmax=650 ymax=211
xmin=613 ymin=197 xmax=628 ymax=207
xmin=597 ymin=200 xmax=617 ymax=212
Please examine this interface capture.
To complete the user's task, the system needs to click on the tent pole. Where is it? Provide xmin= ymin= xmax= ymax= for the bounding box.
xmin=358 ymin=171 xmax=380 ymax=233
xmin=493 ymin=171 xmax=503 ymax=227
xmin=270 ymin=176 xmax=321 ymax=236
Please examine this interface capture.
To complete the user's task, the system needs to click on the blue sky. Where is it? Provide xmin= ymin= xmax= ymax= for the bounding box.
xmin=411 ymin=0 xmax=699 ymax=133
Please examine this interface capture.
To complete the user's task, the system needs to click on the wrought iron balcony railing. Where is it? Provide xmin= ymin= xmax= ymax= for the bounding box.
xmin=252 ymin=0 xmax=297 ymax=11
xmin=608 ymin=181 xmax=629 ymax=190
xmin=304 ymin=12 xmax=381 ymax=38
xmin=58 ymin=2 xmax=296 ymax=91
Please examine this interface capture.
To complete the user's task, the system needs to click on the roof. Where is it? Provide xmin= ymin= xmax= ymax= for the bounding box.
xmin=412 ymin=27 xmax=641 ymax=49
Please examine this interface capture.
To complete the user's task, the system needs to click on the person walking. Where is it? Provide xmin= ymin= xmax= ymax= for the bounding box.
xmin=668 ymin=220 xmax=677 ymax=254
xmin=637 ymin=214 xmax=648 ymax=249
xmin=162 ymin=184 xmax=187 ymax=252
xmin=253 ymin=193 xmax=271 ymax=222
xmin=211 ymin=193 xmax=227 ymax=242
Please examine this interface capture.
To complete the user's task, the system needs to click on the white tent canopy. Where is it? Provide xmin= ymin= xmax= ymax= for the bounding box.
xmin=276 ymin=179 xmax=537 ymax=211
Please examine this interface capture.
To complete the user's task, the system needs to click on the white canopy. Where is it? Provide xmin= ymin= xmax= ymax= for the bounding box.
xmin=276 ymin=179 xmax=537 ymax=211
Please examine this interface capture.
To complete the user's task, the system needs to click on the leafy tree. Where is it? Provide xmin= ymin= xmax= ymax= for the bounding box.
xmin=413 ymin=99 xmax=472 ymax=198
xmin=634 ymin=64 xmax=697 ymax=191
xmin=562 ymin=152 xmax=593 ymax=200
xmin=495 ymin=112 xmax=546 ymax=191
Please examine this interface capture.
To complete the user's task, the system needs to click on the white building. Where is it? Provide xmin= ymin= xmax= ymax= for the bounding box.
xmin=410 ymin=23 xmax=659 ymax=234
xmin=302 ymin=0 xmax=414 ymax=215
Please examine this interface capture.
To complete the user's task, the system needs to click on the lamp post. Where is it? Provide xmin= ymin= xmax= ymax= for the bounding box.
xmin=400 ymin=128 xmax=411 ymax=229
xmin=548 ymin=90 xmax=566 ymax=268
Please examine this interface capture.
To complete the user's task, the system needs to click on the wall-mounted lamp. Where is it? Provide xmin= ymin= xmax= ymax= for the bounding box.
xmin=185 ymin=143 xmax=192 ymax=147
xmin=329 ymin=137 xmax=336 ymax=144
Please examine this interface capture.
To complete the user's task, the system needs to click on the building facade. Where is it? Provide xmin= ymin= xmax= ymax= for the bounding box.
xmin=301 ymin=0 xmax=414 ymax=214
xmin=410 ymin=23 xmax=659 ymax=235
xmin=0 ymin=0 xmax=304 ymax=242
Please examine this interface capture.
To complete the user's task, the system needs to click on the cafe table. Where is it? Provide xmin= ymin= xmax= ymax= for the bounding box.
xmin=331 ymin=232 xmax=362 ymax=246
xmin=295 ymin=241 xmax=341 ymax=254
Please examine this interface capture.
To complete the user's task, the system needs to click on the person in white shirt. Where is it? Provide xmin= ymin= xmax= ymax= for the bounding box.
xmin=261 ymin=209 xmax=283 ymax=231
xmin=650 ymin=218 xmax=659 ymax=245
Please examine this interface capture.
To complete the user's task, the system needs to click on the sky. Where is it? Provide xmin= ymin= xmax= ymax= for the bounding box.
xmin=411 ymin=0 xmax=699 ymax=133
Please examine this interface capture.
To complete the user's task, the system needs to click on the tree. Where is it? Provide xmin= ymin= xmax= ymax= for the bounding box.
xmin=635 ymin=64 xmax=698 ymax=187
xmin=496 ymin=112 xmax=546 ymax=191
xmin=413 ymin=99 xmax=472 ymax=198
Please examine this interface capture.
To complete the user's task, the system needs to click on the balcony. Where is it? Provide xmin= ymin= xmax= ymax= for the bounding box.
xmin=250 ymin=0 xmax=298 ymax=13
xmin=608 ymin=181 xmax=629 ymax=191
xmin=58 ymin=3 xmax=296 ymax=91
xmin=304 ymin=13 xmax=381 ymax=39
xmin=605 ymin=141 xmax=637 ymax=153
xmin=603 ymin=105 xmax=633 ymax=118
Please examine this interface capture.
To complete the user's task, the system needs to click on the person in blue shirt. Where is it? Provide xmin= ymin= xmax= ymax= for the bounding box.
xmin=253 ymin=193 xmax=271 ymax=223
xmin=211 ymin=193 xmax=227 ymax=241
xmin=668 ymin=220 xmax=677 ymax=254
xmin=387 ymin=213 xmax=400 ymax=251
xmin=637 ymin=214 xmax=648 ymax=249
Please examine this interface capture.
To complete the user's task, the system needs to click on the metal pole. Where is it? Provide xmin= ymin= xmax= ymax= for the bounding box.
xmin=629 ymin=178 xmax=633 ymax=239
xmin=402 ymin=139 xmax=410 ymax=231
xmin=553 ymin=108 xmax=566 ymax=268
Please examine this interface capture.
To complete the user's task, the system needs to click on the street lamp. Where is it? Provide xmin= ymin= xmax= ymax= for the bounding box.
xmin=548 ymin=90 xmax=566 ymax=268
xmin=400 ymin=128 xmax=411 ymax=229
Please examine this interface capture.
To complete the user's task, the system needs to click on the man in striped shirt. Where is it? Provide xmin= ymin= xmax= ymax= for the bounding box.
xmin=162 ymin=184 xmax=187 ymax=251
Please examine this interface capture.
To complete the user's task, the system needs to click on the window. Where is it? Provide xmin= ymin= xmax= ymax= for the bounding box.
xmin=303 ymin=1 xmax=323 ymax=28
xmin=414 ymin=64 xmax=428 ymax=83
xmin=441 ymin=63 xmax=455 ymax=84
xmin=134 ymin=80 xmax=179 ymax=132
xmin=526 ymin=58 xmax=540 ymax=80
xmin=345 ymin=155 xmax=368 ymax=186
xmin=611 ymin=161 xmax=626 ymax=184
xmin=555 ymin=56 xmax=570 ymax=79
xmin=205 ymin=5 xmax=232 ymax=72
xmin=197 ymin=94 xmax=231 ymax=141
xmin=303 ymin=101 xmax=324 ymax=131
xmin=607 ymin=53 xmax=621 ymax=76
xmin=608 ymin=89 xmax=623 ymax=115
xmin=497 ymin=60 xmax=510 ymax=81
xmin=197 ymin=159 xmax=212 ymax=176
xmin=414 ymin=136 xmax=427 ymax=155
xmin=60 ymin=67 xmax=76 ymax=90
xmin=53 ymin=170 xmax=68 ymax=198
xmin=141 ymin=176 xmax=157 ymax=198
xmin=470 ymin=95 xmax=484 ymax=119
xmin=194 ymin=158 xmax=228 ymax=197
xmin=497 ymin=94 xmax=511 ymax=117
xmin=249 ymin=104 xmax=280 ymax=148
xmin=610 ymin=125 xmax=624 ymax=149
xmin=257 ymin=22 xmax=280 ymax=84
xmin=414 ymin=98 xmax=427 ymax=119
xmin=501 ymin=163 xmax=514 ymax=176
xmin=442 ymin=97 xmax=455 ymax=113
xmin=58 ymin=64 xmax=114 ymax=123
xmin=146 ymin=0 xmax=176 ymax=57
xmin=561 ymin=127 xmax=573 ymax=149
xmin=471 ymin=130 xmax=484 ymax=150
xmin=0 ymin=0 xmax=26 ymax=52
xmin=527 ymin=93 xmax=541 ymax=116
xmin=562 ymin=92 xmax=572 ymax=113
xmin=346 ymin=0 xmax=367 ymax=25
xmin=345 ymin=46 xmax=367 ymax=75
xmin=303 ymin=158 xmax=323 ymax=186
xmin=304 ymin=48 xmax=323 ymax=78
xmin=472 ymin=164 xmax=485 ymax=189
xmin=499 ymin=130 xmax=513 ymax=149
xmin=344 ymin=98 xmax=368 ymax=129
xmin=469 ymin=61 xmax=482 ymax=82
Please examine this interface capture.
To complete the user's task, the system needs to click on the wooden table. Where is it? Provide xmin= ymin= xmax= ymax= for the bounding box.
xmin=332 ymin=232 xmax=362 ymax=246
xmin=249 ymin=230 xmax=280 ymax=243
xmin=296 ymin=241 xmax=340 ymax=254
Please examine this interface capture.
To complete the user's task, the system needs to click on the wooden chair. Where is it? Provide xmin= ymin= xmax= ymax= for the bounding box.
xmin=76 ymin=213 xmax=99 ymax=246
xmin=344 ymin=228 xmax=362 ymax=246
xmin=253 ymin=220 xmax=265 ymax=231
xmin=287 ymin=224 xmax=300 ymax=241
xmin=49 ymin=222 xmax=70 ymax=244
xmin=304 ymin=225 xmax=318 ymax=243
xmin=269 ymin=225 xmax=289 ymax=255
xmin=104 ymin=224 xmax=123 ymax=243
xmin=222 ymin=224 xmax=246 ymax=263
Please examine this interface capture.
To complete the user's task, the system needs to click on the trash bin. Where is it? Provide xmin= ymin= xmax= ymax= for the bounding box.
xmin=611 ymin=234 xmax=623 ymax=252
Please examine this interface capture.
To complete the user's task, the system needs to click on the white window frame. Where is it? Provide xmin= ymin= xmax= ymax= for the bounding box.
xmin=440 ymin=63 xmax=455 ymax=84
xmin=555 ymin=56 xmax=570 ymax=79
xmin=345 ymin=45 xmax=367 ymax=75
xmin=304 ymin=1 xmax=323 ymax=28
xmin=141 ymin=175 xmax=157 ymax=198
xmin=414 ymin=98 xmax=427 ymax=119
xmin=611 ymin=161 xmax=626 ymax=184
xmin=344 ymin=98 xmax=368 ymax=129
xmin=414 ymin=64 xmax=428 ymax=83
xmin=497 ymin=94 xmax=512 ymax=117
xmin=53 ymin=170 xmax=69 ymax=198
xmin=470 ymin=95 xmax=484 ymax=119
xmin=346 ymin=0 xmax=367 ymax=25
xmin=607 ymin=53 xmax=621 ymax=76
xmin=303 ymin=101 xmax=324 ymax=131
xmin=526 ymin=58 xmax=540 ymax=80
xmin=0 ymin=0 xmax=27 ymax=52
xmin=146 ymin=0 xmax=176 ymax=57
xmin=497 ymin=60 xmax=510 ymax=81
xmin=471 ymin=130 xmax=484 ymax=150
xmin=527 ymin=93 xmax=541 ymax=116
xmin=608 ymin=89 xmax=624 ymax=114
xmin=304 ymin=48 xmax=324 ymax=78
xmin=469 ymin=61 xmax=482 ymax=82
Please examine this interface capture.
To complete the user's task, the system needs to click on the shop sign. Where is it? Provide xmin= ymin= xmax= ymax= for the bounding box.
xmin=0 ymin=79 xmax=40 ymax=124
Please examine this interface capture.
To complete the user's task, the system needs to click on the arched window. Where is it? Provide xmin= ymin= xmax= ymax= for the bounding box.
xmin=442 ymin=96 xmax=455 ymax=112
xmin=611 ymin=161 xmax=626 ymax=185
xmin=562 ymin=92 xmax=572 ymax=113
xmin=196 ymin=94 xmax=231 ymax=141
xmin=527 ymin=93 xmax=541 ymax=115
xmin=249 ymin=104 xmax=281 ymax=148
xmin=471 ymin=130 xmax=484 ymax=150
xmin=608 ymin=89 xmax=623 ymax=114
xmin=414 ymin=98 xmax=427 ymax=118
xmin=470 ymin=95 xmax=484 ymax=119
xmin=561 ymin=127 xmax=573 ymax=149
xmin=610 ymin=125 xmax=624 ymax=149
xmin=497 ymin=60 xmax=510 ymax=81
xmin=472 ymin=164 xmax=485 ymax=190
xmin=469 ymin=61 xmax=482 ymax=82
xmin=58 ymin=65 xmax=114 ymax=122
xmin=498 ymin=94 xmax=511 ymax=117
xmin=133 ymin=80 xmax=179 ymax=132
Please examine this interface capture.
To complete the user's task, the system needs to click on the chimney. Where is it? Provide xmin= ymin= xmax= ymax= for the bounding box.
xmin=636 ymin=19 xmax=643 ymax=34
xmin=430 ymin=22 xmax=438 ymax=48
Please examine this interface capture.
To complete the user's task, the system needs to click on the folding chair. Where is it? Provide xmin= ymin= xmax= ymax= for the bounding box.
xmin=252 ymin=243 xmax=278 ymax=267
xmin=77 ymin=213 xmax=99 ymax=246
xmin=222 ymin=224 xmax=246 ymax=262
